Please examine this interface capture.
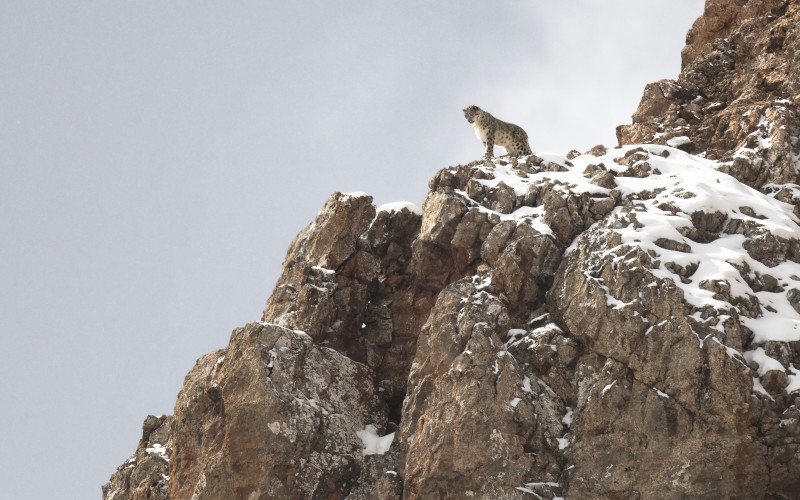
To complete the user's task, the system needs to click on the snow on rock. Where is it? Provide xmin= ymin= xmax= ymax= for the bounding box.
xmin=562 ymin=407 xmax=574 ymax=426
xmin=342 ymin=191 xmax=370 ymax=198
xmin=786 ymin=365 xmax=800 ymax=393
xmin=103 ymin=415 xmax=171 ymax=500
xmin=752 ymin=377 xmax=773 ymax=399
xmin=377 ymin=201 xmax=422 ymax=215
xmin=356 ymin=425 xmax=395 ymax=455
xmin=309 ymin=265 xmax=335 ymax=276
xmin=145 ymin=443 xmax=169 ymax=461
xmin=454 ymin=145 xmax=798 ymax=367
xmin=667 ymin=136 xmax=692 ymax=148
xmin=531 ymin=145 xmax=800 ymax=346
xmin=501 ymin=144 xmax=800 ymax=401
xmin=541 ymin=140 xmax=799 ymax=496
xmin=745 ymin=347 xmax=787 ymax=376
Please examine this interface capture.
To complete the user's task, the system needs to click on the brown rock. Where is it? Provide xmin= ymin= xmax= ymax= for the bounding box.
xmin=547 ymin=207 xmax=766 ymax=498
xmin=169 ymin=323 xmax=391 ymax=499
xmin=400 ymin=279 xmax=565 ymax=499
xmin=102 ymin=415 xmax=171 ymax=500
xmin=618 ymin=1 xmax=800 ymax=211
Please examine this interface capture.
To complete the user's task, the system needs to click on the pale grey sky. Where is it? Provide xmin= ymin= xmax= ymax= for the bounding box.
xmin=1 ymin=1 xmax=703 ymax=498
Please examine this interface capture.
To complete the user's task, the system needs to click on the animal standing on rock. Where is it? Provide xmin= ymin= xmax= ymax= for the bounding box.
xmin=463 ymin=105 xmax=533 ymax=158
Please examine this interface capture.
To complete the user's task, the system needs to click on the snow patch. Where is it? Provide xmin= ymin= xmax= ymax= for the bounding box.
xmin=521 ymin=375 xmax=534 ymax=394
xmin=310 ymin=265 xmax=335 ymax=276
xmin=666 ymin=136 xmax=691 ymax=147
xmin=744 ymin=347 xmax=787 ymax=376
xmin=377 ymin=201 xmax=422 ymax=215
xmin=342 ymin=191 xmax=369 ymax=198
xmin=562 ymin=407 xmax=574 ymax=427
xmin=516 ymin=482 xmax=561 ymax=496
xmin=752 ymin=377 xmax=774 ymax=400
xmin=145 ymin=443 xmax=169 ymax=461
xmin=787 ymin=365 xmax=800 ymax=393
xmin=356 ymin=425 xmax=395 ymax=455
xmin=654 ymin=388 xmax=670 ymax=399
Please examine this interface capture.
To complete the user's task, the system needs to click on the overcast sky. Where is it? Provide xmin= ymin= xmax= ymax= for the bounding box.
xmin=1 ymin=1 xmax=704 ymax=498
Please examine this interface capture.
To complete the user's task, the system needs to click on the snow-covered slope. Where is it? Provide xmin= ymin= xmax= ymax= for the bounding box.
xmin=462 ymin=145 xmax=800 ymax=401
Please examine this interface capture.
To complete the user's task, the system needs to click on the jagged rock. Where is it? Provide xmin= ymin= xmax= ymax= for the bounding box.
xmin=262 ymin=193 xmax=425 ymax=420
xmin=400 ymin=278 xmax=565 ymax=499
xmin=262 ymin=191 xmax=378 ymax=347
xmin=548 ymin=206 xmax=765 ymax=497
xmin=102 ymin=415 xmax=171 ymax=500
xmin=618 ymin=0 xmax=800 ymax=211
xmin=169 ymin=322 xmax=392 ymax=499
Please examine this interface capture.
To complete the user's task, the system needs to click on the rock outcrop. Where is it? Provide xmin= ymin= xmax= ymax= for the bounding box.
xmin=105 ymin=1 xmax=800 ymax=498
xmin=617 ymin=0 xmax=800 ymax=215
xmin=167 ymin=323 xmax=394 ymax=499
xmin=103 ymin=415 xmax=171 ymax=500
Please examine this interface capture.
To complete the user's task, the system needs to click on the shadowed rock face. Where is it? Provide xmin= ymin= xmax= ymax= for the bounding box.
xmin=105 ymin=1 xmax=800 ymax=498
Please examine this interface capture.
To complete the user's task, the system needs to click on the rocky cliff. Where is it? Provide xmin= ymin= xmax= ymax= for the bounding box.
xmin=104 ymin=1 xmax=800 ymax=498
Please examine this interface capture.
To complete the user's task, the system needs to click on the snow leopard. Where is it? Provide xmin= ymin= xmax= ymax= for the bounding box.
xmin=463 ymin=105 xmax=532 ymax=157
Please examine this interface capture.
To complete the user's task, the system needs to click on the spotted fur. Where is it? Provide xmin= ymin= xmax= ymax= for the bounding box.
xmin=463 ymin=105 xmax=532 ymax=157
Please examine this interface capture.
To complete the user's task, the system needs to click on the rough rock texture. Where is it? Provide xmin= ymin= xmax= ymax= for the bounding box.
xmin=550 ymin=204 xmax=763 ymax=498
xmin=166 ymin=322 xmax=394 ymax=499
xmin=396 ymin=154 xmax=615 ymax=499
xmin=262 ymin=192 xmax=427 ymax=422
xmin=105 ymin=1 xmax=800 ymax=498
xmin=103 ymin=415 xmax=172 ymax=500
xmin=617 ymin=0 xmax=800 ymax=216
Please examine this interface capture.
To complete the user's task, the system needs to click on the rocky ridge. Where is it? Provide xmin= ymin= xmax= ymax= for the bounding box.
xmin=105 ymin=1 xmax=800 ymax=498
xmin=618 ymin=0 xmax=800 ymax=213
